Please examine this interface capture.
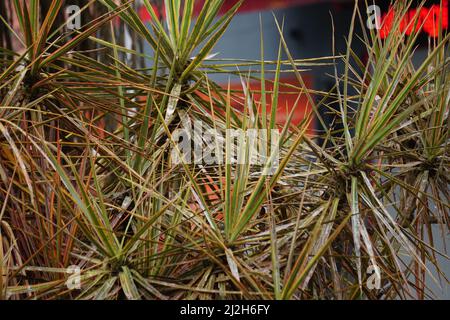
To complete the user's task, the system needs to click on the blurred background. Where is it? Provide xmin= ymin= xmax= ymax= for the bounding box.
xmin=139 ymin=0 xmax=447 ymax=128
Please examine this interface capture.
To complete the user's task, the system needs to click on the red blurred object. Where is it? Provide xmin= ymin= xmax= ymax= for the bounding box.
xmin=380 ymin=0 xmax=448 ymax=38
xmin=226 ymin=75 xmax=314 ymax=129
xmin=195 ymin=75 xmax=314 ymax=132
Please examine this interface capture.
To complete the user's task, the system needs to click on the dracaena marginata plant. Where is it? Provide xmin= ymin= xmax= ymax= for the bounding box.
xmin=0 ymin=0 xmax=448 ymax=300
